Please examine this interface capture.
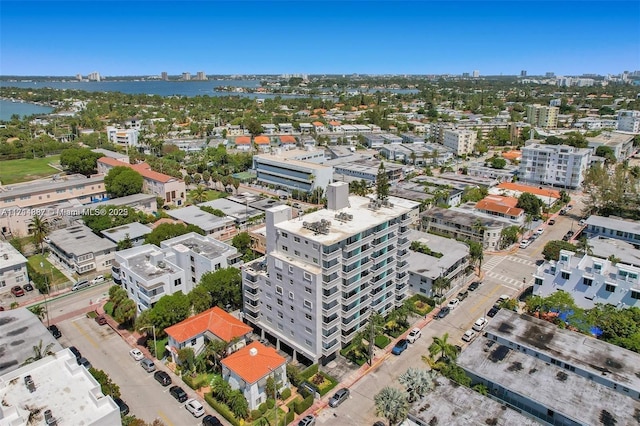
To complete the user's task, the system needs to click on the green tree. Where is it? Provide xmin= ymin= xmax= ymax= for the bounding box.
xmin=117 ymin=233 xmax=134 ymax=250
xmin=432 ymin=275 xmax=451 ymax=298
xmin=28 ymin=214 xmax=50 ymax=255
xmin=227 ymin=389 xmax=250 ymax=419
xmin=376 ymin=162 xmax=390 ymax=200
xmin=489 ymin=156 xmax=507 ymax=169
xmin=188 ymin=285 xmax=213 ymax=314
xmin=60 ymin=148 xmax=102 ymax=176
xmin=28 ymin=304 xmax=47 ymax=322
xmin=374 ymin=386 xmax=409 ymax=426
xmin=516 ymin=192 xmax=543 ymax=217
xmin=89 ymin=368 xmax=121 ymax=398
xmin=104 ymin=166 xmax=144 ymax=198
xmin=499 ymin=226 xmax=520 ymax=249
xmin=231 ymin=232 xmax=253 ymax=260
xmin=177 ymin=347 xmax=196 ymax=372
xmin=21 ymin=340 xmax=55 ymax=365
xmin=114 ymin=298 xmax=137 ymax=325
xmin=595 ymin=146 xmax=616 ymax=163
xmin=542 ymin=241 xmax=576 ymax=261
xmin=243 ymin=118 xmax=263 ymax=137
xmin=199 ymin=268 xmax=243 ymax=310
xmin=398 ymin=367 xmax=436 ymax=402
xmin=145 ymin=223 xmax=205 ymax=246
xmin=467 ymin=240 xmax=484 ymax=273
xmin=190 ymin=185 xmax=208 ymax=204
xmin=428 ymin=333 xmax=458 ymax=362
xmin=147 ymin=291 xmax=191 ymax=333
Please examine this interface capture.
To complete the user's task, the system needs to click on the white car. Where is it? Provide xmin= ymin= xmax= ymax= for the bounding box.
xmin=535 ymin=228 xmax=544 ymax=235
xmin=519 ymin=239 xmax=530 ymax=249
xmin=447 ymin=298 xmax=460 ymax=310
xmin=407 ymin=328 xmax=422 ymax=343
xmin=461 ymin=329 xmax=477 ymax=342
xmin=91 ymin=275 xmax=105 ymax=284
xmin=185 ymin=399 xmax=205 ymax=418
xmin=472 ymin=317 xmax=488 ymax=332
xmin=129 ymin=348 xmax=144 ymax=361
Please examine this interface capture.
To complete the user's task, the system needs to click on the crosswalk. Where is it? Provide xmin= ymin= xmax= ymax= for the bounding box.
xmin=504 ymin=256 xmax=537 ymax=268
xmin=482 ymin=256 xmax=505 ymax=272
xmin=484 ymin=271 xmax=526 ymax=291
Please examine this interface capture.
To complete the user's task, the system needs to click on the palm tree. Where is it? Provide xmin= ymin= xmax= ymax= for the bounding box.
xmin=22 ymin=340 xmax=55 ymax=365
xmin=374 ymin=386 xmax=409 ymax=426
xmin=28 ymin=215 xmax=50 ymax=255
xmin=398 ymin=367 xmax=436 ymax=402
xmin=28 ymin=305 xmax=47 ymax=322
xmin=227 ymin=389 xmax=249 ymax=419
xmin=428 ymin=333 xmax=458 ymax=362
xmin=432 ymin=275 xmax=451 ymax=298
xmin=191 ymin=185 xmax=207 ymax=204
xmin=576 ymin=237 xmax=593 ymax=256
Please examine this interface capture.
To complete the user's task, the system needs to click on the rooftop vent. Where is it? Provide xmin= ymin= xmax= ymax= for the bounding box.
xmin=24 ymin=375 xmax=36 ymax=392
xmin=334 ymin=212 xmax=354 ymax=222
xmin=302 ymin=219 xmax=331 ymax=235
xmin=249 ymin=348 xmax=258 ymax=356
xmin=44 ymin=409 xmax=57 ymax=426
xmin=157 ymin=261 xmax=166 ymax=268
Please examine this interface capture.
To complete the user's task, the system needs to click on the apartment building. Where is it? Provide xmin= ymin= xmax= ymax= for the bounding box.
xmin=166 ymin=206 xmax=236 ymax=241
xmin=0 ymin=175 xmax=106 ymax=210
xmin=442 ymin=129 xmax=477 ymax=156
xmin=48 ymin=224 xmax=116 ymax=275
xmin=518 ymin=142 xmax=590 ymax=189
xmin=420 ymin=207 xmax=504 ymax=249
xmin=242 ymin=182 xmax=419 ymax=365
xmin=526 ymin=104 xmax=559 ymax=129
xmin=0 ymin=240 xmax=29 ymax=295
xmin=458 ymin=310 xmax=640 ymax=426
xmin=106 ymin=126 xmax=139 ymax=147
xmin=328 ymin=158 xmax=404 ymax=184
xmin=533 ymin=249 xmax=640 ymax=309
xmin=586 ymin=131 xmax=636 ymax=161
xmin=97 ymin=157 xmax=186 ymax=206
xmin=114 ymin=233 xmax=238 ymax=312
xmin=617 ymin=109 xmax=640 ymax=133
xmin=584 ymin=215 xmax=640 ymax=248
xmin=253 ymin=149 xmax=333 ymax=193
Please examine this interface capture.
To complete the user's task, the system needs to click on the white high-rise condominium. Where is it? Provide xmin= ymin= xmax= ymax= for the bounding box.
xmin=519 ymin=142 xmax=590 ymax=189
xmin=617 ymin=110 xmax=640 ymax=133
xmin=242 ymin=182 xmax=419 ymax=365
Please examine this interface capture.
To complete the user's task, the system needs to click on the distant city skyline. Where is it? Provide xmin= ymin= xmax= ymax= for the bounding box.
xmin=1 ymin=1 xmax=638 ymax=76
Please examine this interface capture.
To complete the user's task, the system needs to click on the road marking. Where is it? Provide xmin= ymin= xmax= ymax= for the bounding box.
xmin=483 ymin=256 xmax=505 ymax=271
xmin=468 ymin=284 xmax=503 ymax=316
xmin=71 ymin=320 xmax=99 ymax=349
xmin=157 ymin=411 xmax=174 ymax=426
xmin=505 ymin=256 xmax=536 ymax=267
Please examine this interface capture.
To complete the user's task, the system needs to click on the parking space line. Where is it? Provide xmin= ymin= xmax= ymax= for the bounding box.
xmin=157 ymin=411 xmax=174 ymax=426
xmin=70 ymin=320 xmax=99 ymax=349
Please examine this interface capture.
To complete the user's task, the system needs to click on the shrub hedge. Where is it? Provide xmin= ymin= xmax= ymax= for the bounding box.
xmin=280 ymin=387 xmax=291 ymax=400
xmin=204 ymin=393 xmax=240 ymax=426
xmin=293 ymin=395 xmax=313 ymax=415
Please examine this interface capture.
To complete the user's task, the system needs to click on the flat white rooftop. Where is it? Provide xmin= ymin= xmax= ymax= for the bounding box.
xmin=0 ymin=240 xmax=28 ymax=269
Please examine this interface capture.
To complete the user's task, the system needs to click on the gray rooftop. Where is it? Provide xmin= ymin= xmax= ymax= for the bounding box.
xmin=92 ymin=148 xmax=129 ymax=160
xmin=118 ymin=245 xmax=182 ymax=281
xmin=589 ymin=236 xmax=640 ymax=268
xmin=0 ymin=240 xmax=28 ymax=269
xmin=586 ymin=215 xmax=640 ymax=236
xmin=422 ymin=206 xmax=504 ymax=229
xmin=90 ymin=193 xmax=156 ymax=208
xmin=101 ymin=222 xmax=153 ymax=243
xmin=0 ymin=174 xmax=105 ymax=200
xmin=198 ymin=198 xmax=262 ymax=221
xmin=485 ymin=310 xmax=640 ymax=393
xmin=409 ymin=377 xmax=539 ymax=426
xmin=0 ymin=308 xmax=64 ymax=375
xmin=49 ymin=224 xmax=116 ymax=256
xmin=437 ymin=172 xmax=498 ymax=187
xmin=586 ymin=131 xmax=635 ymax=146
xmin=407 ymin=230 xmax=469 ymax=279
xmin=167 ymin=205 xmax=234 ymax=232
xmin=161 ymin=233 xmax=236 ymax=260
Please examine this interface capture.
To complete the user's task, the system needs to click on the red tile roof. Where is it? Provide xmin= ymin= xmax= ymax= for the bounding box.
xmin=98 ymin=157 xmax=176 ymax=183
xmin=328 ymin=121 xmax=341 ymax=126
xmin=254 ymin=136 xmax=270 ymax=144
xmin=497 ymin=182 xmax=561 ymax=199
xmin=235 ymin=136 xmax=251 ymax=145
xmin=165 ymin=307 xmax=252 ymax=344
xmin=221 ymin=341 xmax=286 ymax=384
xmin=280 ymin=135 xmax=296 ymax=144
xmin=476 ymin=199 xmax=524 ymax=217
xmin=312 ymin=121 xmax=324 ymax=127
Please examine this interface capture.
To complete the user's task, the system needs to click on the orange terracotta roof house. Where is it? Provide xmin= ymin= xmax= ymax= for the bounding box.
xmin=496 ymin=182 xmax=561 ymax=200
xmin=475 ymin=198 xmax=524 ymax=221
xmin=235 ymin=136 xmax=252 ymax=145
xmin=254 ymin=136 xmax=270 ymax=145
xmin=502 ymin=150 xmax=522 ymax=161
xmin=280 ymin=135 xmax=296 ymax=144
xmin=312 ymin=121 xmax=324 ymax=127
xmin=166 ymin=307 xmax=252 ymax=346
xmin=221 ymin=341 xmax=287 ymax=409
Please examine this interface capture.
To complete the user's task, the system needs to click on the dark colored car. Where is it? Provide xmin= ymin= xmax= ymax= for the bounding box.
xmin=392 ymin=339 xmax=409 ymax=355
xmin=48 ymin=325 xmax=62 ymax=338
xmin=468 ymin=281 xmax=481 ymax=291
xmin=170 ymin=385 xmax=188 ymax=402
xmin=487 ymin=306 xmax=500 ymax=318
xmin=23 ymin=283 xmax=34 ymax=292
xmin=68 ymin=346 xmax=81 ymax=361
xmin=95 ymin=315 xmax=107 ymax=325
xmin=11 ymin=286 xmax=25 ymax=297
xmin=78 ymin=357 xmax=92 ymax=369
xmin=154 ymin=370 xmax=172 ymax=386
xmin=549 ymin=219 xmax=556 ymax=225
xmin=457 ymin=290 xmax=469 ymax=301
xmin=436 ymin=306 xmax=451 ymax=319
xmin=202 ymin=414 xmax=223 ymax=426
xmin=114 ymin=397 xmax=130 ymax=416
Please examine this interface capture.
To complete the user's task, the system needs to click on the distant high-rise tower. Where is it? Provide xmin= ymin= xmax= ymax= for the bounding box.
xmin=520 ymin=70 xmax=527 ymax=77
xmin=545 ymin=72 xmax=555 ymax=78
xmin=161 ymin=72 xmax=168 ymax=81
xmin=182 ymin=72 xmax=191 ymax=81
xmin=473 ymin=70 xmax=480 ymax=78
xmin=196 ymin=71 xmax=207 ymax=81
xmin=462 ymin=72 xmax=470 ymax=78
xmin=88 ymin=72 xmax=101 ymax=82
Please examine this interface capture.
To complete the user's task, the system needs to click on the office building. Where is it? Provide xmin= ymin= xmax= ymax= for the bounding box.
xmin=48 ymin=224 xmax=116 ymax=275
xmin=518 ymin=142 xmax=590 ymax=189
xmin=442 ymin=129 xmax=477 ymax=156
xmin=0 ymin=241 xmax=29 ymax=294
xmin=617 ymin=109 xmax=640 ymax=133
xmin=242 ymin=182 xmax=419 ymax=365
xmin=526 ymin=104 xmax=559 ymax=129
xmin=472 ymin=70 xmax=479 ymax=78
xmin=520 ymin=70 xmax=527 ymax=77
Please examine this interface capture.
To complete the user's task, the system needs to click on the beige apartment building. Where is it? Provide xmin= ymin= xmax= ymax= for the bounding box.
xmin=442 ymin=129 xmax=477 ymax=155
xmin=526 ymin=104 xmax=559 ymax=129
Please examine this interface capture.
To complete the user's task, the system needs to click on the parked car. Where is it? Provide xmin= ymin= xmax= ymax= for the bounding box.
xmin=559 ymin=209 xmax=566 ymax=216
xmin=487 ymin=306 xmax=500 ymax=318
xmin=407 ymin=328 xmax=422 ymax=343
xmin=498 ymin=294 xmax=510 ymax=303
xmin=140 ymin=358 xmax=156 ymax=373
xmin=392 ymin=339 xmax=409 ymax=355
xmin=170 ymin=385 xmax=188 ymax=402
xmin=461 ymin=329 xmax=477 ymax=342
xmin=68 ymin=346 xmax=81 ymax=361
xmin=48 ymin=325 xmax=62 ymax=339
xmin=535 ymin=228 xmax=544 ymax=235
xmin=78 ymin=357 xmax=92 ymax=369
xmin=563 ymin=230 xmax=575 ymax=241
xmin=114 ymin=397 xmax=130 ymax=416
xmin=11 ymin=286 xmax=25 ymax=297
xmin=328 ymin=388 xmax=350 ymax=407
xmin=22 ymin=283 xmax=34 ymax=292
xmin=129 ymin=348 xmax=144 ymax=361
xmin=185 ymin=399 xmax=205 ymax=417
xmin=457 ymin=290 xmax=469 ymax=301
xmin=298 ymin=415 xmax=316 ymax=426
xmin=202 ymin=415 xmax=223 ymax=426
xmin=519 ymin=239 xmax=530 ymax=249
xmin=95 ymin=315 xmax=107 ymax=325
xmin=154 ymin=371 xmax=172 ymax=386
xmin=549 ymin=218 xmax=556 ymax=225
xmin=72 ymin=280 xmax=90 ymax=291
xmin=436 ymin=306 xmax=451 ymax=319
xmin=91 ymin=275 xmax=105 ymax=284
xmin=472 ymin=317 xmax=488 ymax=332
xmin=579 ymin=219 xmax=586 ymax=227
xmin=447 ymin=298 xmax=460 ymax=310
xmin=468 ymin=281 xmax=481 ymax=291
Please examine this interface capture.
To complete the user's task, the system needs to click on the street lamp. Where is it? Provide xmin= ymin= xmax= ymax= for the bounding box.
xmin=140 ymin=325 xmax=157 ymax=359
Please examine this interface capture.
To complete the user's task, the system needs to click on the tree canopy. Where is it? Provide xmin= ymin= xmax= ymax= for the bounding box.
xmin=144 ymin=223 xmax=204 ymax=246
xmin=60 ymin=148 xmax=102 ymax=176
xmin=199 ymin=268 xmax=243 ymax=310
xmin=542 ymin=240 xmax=577 ymax=260
xmin=376 ymin=162 xmax=390 ymax=200
xmin=104 ymin=166 xmax=143 ymax=198
xmin=516 ymin=192 xmax=543 ymax=217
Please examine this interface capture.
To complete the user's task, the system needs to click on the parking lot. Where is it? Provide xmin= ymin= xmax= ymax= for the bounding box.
xmin=56 ymin=315 xmax=213 ymax=426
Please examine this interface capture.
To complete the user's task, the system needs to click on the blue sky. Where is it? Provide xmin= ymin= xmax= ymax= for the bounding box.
xmin=1 ymin=1 xmax=638 ymax=76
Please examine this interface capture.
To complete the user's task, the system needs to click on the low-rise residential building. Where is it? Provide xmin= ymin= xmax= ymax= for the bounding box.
xmin=518 ymin=142 xmax=590 ymax=189
xmin=617 ymin=109 xmax=640 ymax=133
xmin=475 ymin=195 xmax=524 ymax=223
xmin=328 ymin=158 xmax=404 ymax=184
xmin=407 ymin=231 xmax=470 ymax=297
xmin=97 ymin=157 xmax=186 ymax=206
xmin=101 ymin=222 xmax=154 ymax=247
xmin=442 ymin=129 xmax=477 ymax=156
xmin=533 ymin=249 xmax=640 ymax=309
xmin=106 ymin=126 xmax=139 ymax=147
xmin=253 ymin=149 xmax=333 ymax=193
xmin=588 ymin=237 xmax=640 ymax=268
xmin=420 ymin=207 xmax=504 ymax=249
xmin=221 ymin=341 xmax=287 ymax=410
xmin=0 ymin=240 xmax=29 ymax=294
xmin=465 ymin=162 xmax=517 ymax=182
xmin=584 ymin=215 xmax=640 ymax=248
xmin=199 ymin=196 xmax=267 ymax=229
xmin=586 ymin=131 xmax=636 ymax=161
xmin=0 ymin=174 xmax=106 ymax=209
xmin=90 ymin=193 xmax=158 ymax=216
xmin=458 ymin=310 xmax=640 ymax=426
xmin=166 ymin=206 xmax=236 ymax=240
xmin=165 ymin=307 xmax=252 ymax=358
xmin=48 ymin=224 xmax=116 ymax=275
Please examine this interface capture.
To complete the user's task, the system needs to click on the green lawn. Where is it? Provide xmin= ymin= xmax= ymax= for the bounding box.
xmin=0 ymin=155 xmax=61 ymax=185
xmin=27 ymin=254 xmax=69 ymax=288
xmin=186 ymin=189 xmax=228 ymax=204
